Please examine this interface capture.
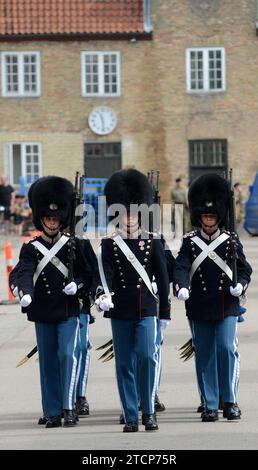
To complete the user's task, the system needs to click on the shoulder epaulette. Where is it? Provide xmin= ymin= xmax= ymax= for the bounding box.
xmin=183 ymin=230 xmax=197 ymax=239
xmin=24 ymin=236 xmax=36 ymax=244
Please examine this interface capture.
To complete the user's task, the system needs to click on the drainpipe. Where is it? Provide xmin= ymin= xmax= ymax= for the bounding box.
xmin=143 ymin=0 xmax=153 ymax=33
xmin=256 ymin=0 xmax=258 ymax=31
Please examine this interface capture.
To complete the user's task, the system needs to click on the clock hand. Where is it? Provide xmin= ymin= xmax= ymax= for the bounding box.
xmin=100 ymin=114 xmax=105 ymax=132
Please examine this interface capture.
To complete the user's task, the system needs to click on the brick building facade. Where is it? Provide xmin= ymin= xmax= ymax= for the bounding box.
xmin=0 ymin=0 xmax=258 ymax=201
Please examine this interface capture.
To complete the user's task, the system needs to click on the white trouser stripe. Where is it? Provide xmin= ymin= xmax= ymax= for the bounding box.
xmin=231 ymin=323 xmax=239 ymax=403
xmin=81 ymin=319 xmax=90 ymax=395
xmin=151 ymin=317 xmax=159 ymax=413
xmin=68 ymin=318 xmax=80 ymax=410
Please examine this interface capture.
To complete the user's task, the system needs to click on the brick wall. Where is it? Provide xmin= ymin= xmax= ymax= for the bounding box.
xmin=1 ymin=0 xmax=258 ymax=203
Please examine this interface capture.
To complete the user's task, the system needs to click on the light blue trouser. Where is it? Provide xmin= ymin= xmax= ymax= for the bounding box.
xmin=155 ymin=319 xmax=164 ymax=396
xmin=76 ymin=313 xmax=90 ymax=397
xmin=136 ymin=318 xmax=163 ymax=401
xmin=35 ymin=317 xmax=80 ymax=417
xmin=111 ymin=317 xmax=158 ymax=423
xmin=191 ymin=316 xmax=239 ymax=410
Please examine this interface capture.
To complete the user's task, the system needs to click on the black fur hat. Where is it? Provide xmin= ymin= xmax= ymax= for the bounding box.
xmin=29 ymin=176 xmax=74 ymax=230
xmin=188 ymin=173 xmax=230 ymax=228
xmin=104 ymin=169 xmax=154 ymax=208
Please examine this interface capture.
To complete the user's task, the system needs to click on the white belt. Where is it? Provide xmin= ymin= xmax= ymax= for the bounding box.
xmin=97 ymin=244 xmax=110 ymax=295
xmin=190 ymin=233 xmax=232 ymax=281
xmin=32 ymin=235 xmax=69 ymax=283
xmin=114 ymin=235 xmax=158 ymax=301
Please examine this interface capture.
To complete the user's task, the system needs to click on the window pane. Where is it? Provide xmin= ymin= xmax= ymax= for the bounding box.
xmin=103 ymin=53 xmax=118 ymax=95
xmin=12 ymin=144 xmax=22 ymax=185
xmin=5 ymin=55 xmax=19 ymax=93
xmin=23 ymin=54 xmax=38 ymax=93
xmin=209 ymin=49 xmax=223 ymax=90
xmin=189 ymin=50 xmax=203 ymax=90
xmin=84 ymin=54 xmax=99 ymax=94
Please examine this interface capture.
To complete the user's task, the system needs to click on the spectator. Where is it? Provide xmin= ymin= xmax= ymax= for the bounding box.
xmin=11 ymin=194 xmax=26 ymax=236
xmin=234 ymin=182 xmax=244 ymax=231
xmin=171 ymin=177 xmax=190 ymax=236
xmin=0 ymin=175 xmax=15 ymax=234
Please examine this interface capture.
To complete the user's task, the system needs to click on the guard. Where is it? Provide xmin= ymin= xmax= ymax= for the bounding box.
xmin=14 ymin=176 xmax=93 ymax=428
xmin=95 ymin=169 xmax=171 ymax=432
xmin=173 ymin=173 xmax=252 ymax=421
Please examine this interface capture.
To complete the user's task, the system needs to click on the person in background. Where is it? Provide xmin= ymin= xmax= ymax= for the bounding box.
xmin=171 ymin=177 xmax=190 ymax=236
xmin=11 ymin=194 xmax=26 ymax=236
xmin=234 ymin=182 xmax=244 ymax=231
xmin=0 ymin=175 xmax=15 ymax=234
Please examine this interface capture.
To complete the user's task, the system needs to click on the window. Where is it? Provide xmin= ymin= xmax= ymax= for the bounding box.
xmin=5 ymin=143 xmax=42 ymax=186
xmin=1 ymin=52 xmax=40 ymax=97
xmin=186 ymin=47 xmax=225 ymax=93
xmin=81 ymin=52 xmax=120 ymax=97
xmin=189 ymin=139 xmax=227 ymax=181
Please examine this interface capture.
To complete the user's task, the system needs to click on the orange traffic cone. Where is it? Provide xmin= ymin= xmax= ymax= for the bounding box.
xmin=0 ymin=241 xmax=19 ymax=305
xmin=5 ymin=241 xmax=14 ymax=300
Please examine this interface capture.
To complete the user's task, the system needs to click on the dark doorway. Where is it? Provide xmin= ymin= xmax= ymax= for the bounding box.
xmin=84 ymin=142 xmax=121 ymax=177
xmin=189 ymin=139 xmax=228 ymax=183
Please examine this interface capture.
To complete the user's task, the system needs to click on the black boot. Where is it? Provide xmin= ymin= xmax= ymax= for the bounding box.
xmin=63 ymin=409 xmax=77 ymax=427
xmin=154 ymin=395 xmax=166 ymax=412
xmin=201 ymin=409 xmax=219 ymax=422
xmin=197 ymin=395 xmax=205 ymax=413
xmin=142 ymin=413 xmax=159 ymax=431
xmin=123 ymin=422 xmax=139 ymax=432
xmin=223 ymin=403 xmax=241 ymax=420
xmin=77 ymin=396 xmax=90 ymax=417
xmin=119 ymin=413 xmax=125 ymax=424
xmin=38 ymin=416 xmax=48 ymax=425
xmin=45 ymin=416 xmax=62 ymax=428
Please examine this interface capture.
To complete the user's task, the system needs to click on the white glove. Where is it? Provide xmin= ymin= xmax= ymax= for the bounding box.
xmin=20 ymin=294 xmax=32 ymax=307
xmin=178 ymin=287 xmax=190 ymax=301
xmin=63 ymin=281 xmax=77 ymax=296
xmin=12 ymin=286 xmax=19 ymax=297
xmin=160 ymin=319 xmax=170 ymax=330
xmin=98 ymin=294 xmax=114 ymax=312
xmin=230 ymin=283 xmax=243 ymax=297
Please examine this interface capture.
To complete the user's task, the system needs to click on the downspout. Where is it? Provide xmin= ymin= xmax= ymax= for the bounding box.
xmin=256 ymin=0 xmax=258 ymax=31
xmin=143 ymin=0 xmax=153 ymax=33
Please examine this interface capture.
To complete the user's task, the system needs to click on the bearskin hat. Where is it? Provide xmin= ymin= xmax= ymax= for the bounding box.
xmin=29 ymin=176 xmax=74 ymax=230
xmin=188 ymin=173 xmax=230 ymax=228
xmin=104 ymin=169 xmax=154 ymax=209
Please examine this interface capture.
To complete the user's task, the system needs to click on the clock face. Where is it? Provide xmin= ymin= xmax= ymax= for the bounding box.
xmin=88 ymin=106 xmax=117 ymax=135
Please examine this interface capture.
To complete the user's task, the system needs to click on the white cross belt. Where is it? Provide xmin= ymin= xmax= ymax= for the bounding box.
xmin=32 ymin=235 xmax=69 ymax=284
xmin=190 ymin=233 xmax=233 ymax=281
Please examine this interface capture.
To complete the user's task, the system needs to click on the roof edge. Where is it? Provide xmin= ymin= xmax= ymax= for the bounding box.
xmin=0 ymin=32 xmax=153 ymax=42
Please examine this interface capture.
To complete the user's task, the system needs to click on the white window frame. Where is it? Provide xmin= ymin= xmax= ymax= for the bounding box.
xmin=81 ymin=51 xmax=121 ymax=97
xmin=186 ymin=47 xmax=226 ymax=93
xmin=1 ymin=51 xmax=41 ymax=97
xmin=5 ymin=142 xmax=42 ymax=187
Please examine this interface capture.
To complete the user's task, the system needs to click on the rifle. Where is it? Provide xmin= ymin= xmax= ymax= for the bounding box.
xmin=16 ymin=345 xmax=38 ymax=367
xmin=228 ymin=168 xmax=238 ymax=287
xmin=147 ymin=170 xmax=160 ymax=232
xmin=67 ymin=172 xmax=81 ymax=282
